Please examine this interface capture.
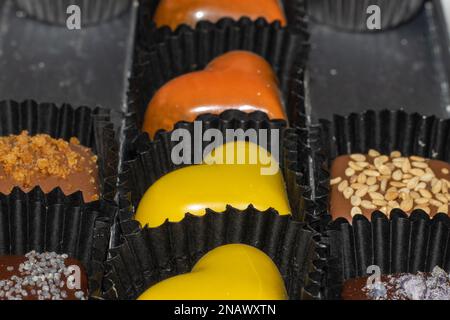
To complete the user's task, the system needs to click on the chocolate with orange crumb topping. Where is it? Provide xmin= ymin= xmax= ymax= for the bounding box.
xmin=0 ymin=131 xmax=99 ymax=202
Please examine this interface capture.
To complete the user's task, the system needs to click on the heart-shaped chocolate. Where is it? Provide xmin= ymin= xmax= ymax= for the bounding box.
xmin=142 ymin=51 xmax=286 ymax=138
xmin=153 ymin=0 xmax=287 ymax=30
xmin=138 ymin=244 xmax=288 ymax=300
xmin=135 ymin=141 xmax=290 ymax=228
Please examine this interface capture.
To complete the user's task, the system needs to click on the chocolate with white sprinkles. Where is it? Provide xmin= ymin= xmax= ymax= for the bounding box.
xmin=341 ymin=266 xmax=450 ymax=300
xmin=0 ymin=251 xmax=89 ymax=300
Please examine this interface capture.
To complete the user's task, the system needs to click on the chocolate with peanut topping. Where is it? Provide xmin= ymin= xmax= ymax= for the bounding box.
xmin=330 ymin=150 xmax=450 ymax=221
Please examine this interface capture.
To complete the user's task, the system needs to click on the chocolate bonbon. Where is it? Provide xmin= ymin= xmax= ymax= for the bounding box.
xmin=0 ymin=251 xmax=89 ymax=300
xmin=330 ymin=150 xmax=450 ymax=221
xmin=0 ymin=131 xmax=99 ymax=203
xmin=135 ymin=141 xmax=290 ymax=227
xmin=341 ymin=266 xmax=450 ymax=300
xmin=153 ymin=0 xmax=287 ymax=30
xmin=142 ymin=51 xmax=286 ymax=138
xmin=138 ymin=244 xmax=288 ymax=300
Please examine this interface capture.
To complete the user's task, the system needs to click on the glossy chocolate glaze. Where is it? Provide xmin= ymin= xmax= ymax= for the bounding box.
xmin=142 ymin=51 xmax=286 ymax=137
xmin=154 ymin=0 xmax=287 ymax=30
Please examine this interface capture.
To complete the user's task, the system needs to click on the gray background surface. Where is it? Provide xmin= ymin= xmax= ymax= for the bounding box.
xmin=0 ymin=0 xmax=136 ymax=112
xmin=308 ymin=0 xmax=450 ymax=120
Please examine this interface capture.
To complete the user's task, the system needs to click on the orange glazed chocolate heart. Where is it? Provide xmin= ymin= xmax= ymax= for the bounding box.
xmin=153 ymin=0 xmax=287 ymax=30
xmin=142 ymin=50 xmax=286 ymax=137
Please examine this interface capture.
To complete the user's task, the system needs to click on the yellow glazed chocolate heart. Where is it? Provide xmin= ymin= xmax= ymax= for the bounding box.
xmin=135 ymin=141 xmax=290 ymax=227
xmin=138 ymin=244 xmax=288 ymax=300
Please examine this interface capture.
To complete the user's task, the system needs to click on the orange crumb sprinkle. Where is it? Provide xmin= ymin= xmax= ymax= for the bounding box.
xmin=0 ymin=131 xmax=84 ymax=188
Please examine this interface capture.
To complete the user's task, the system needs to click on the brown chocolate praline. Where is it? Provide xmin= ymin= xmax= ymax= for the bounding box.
xmin=330 ymin=154 xmax=450 ymax=221
xmin=341 ymin=275 xmax=400 ymax=300
xmin=341 ymin=268 xmax=450 ymax=300
xmin=0 ymin=252 xmax=88 ymax=300
xmin=0 ymin=131 xmax=99 ymax=202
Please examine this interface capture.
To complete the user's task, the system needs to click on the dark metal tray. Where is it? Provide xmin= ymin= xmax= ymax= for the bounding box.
xmin=0 ymin=0 xmax=137 ymax=113
xmin=1 ymin=0 xmax=449 ymax=120
xmin=307 ymin=0 xmax=450 ymax=120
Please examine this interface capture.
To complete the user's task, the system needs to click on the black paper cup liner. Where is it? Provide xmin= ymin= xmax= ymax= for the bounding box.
xmin=307 ymin=0 xmax=425 ymax=32
xmin=287 ymin=123 xmax=330 ymax=229
xmin=15 ymin=0 xmax=132 ymax=26
xmin=129 ymin=17 xmax=309 ymax=128
xmin=293 ymin=110 xmax=450 ymax=298
xmin=102 ymin=207 xmax=327 ymax=300
xmin=296 ymin=110 xmax=450 ymax=228
xmin=321 ymin=210 xmax=450 ymax=299
xmin=136 ymin=0 xmax=308 ymax=46
xmin=0 ymin=100 xmax=121 ymax=298
xmin=118 ymin=110 xmax=319 ymax=226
